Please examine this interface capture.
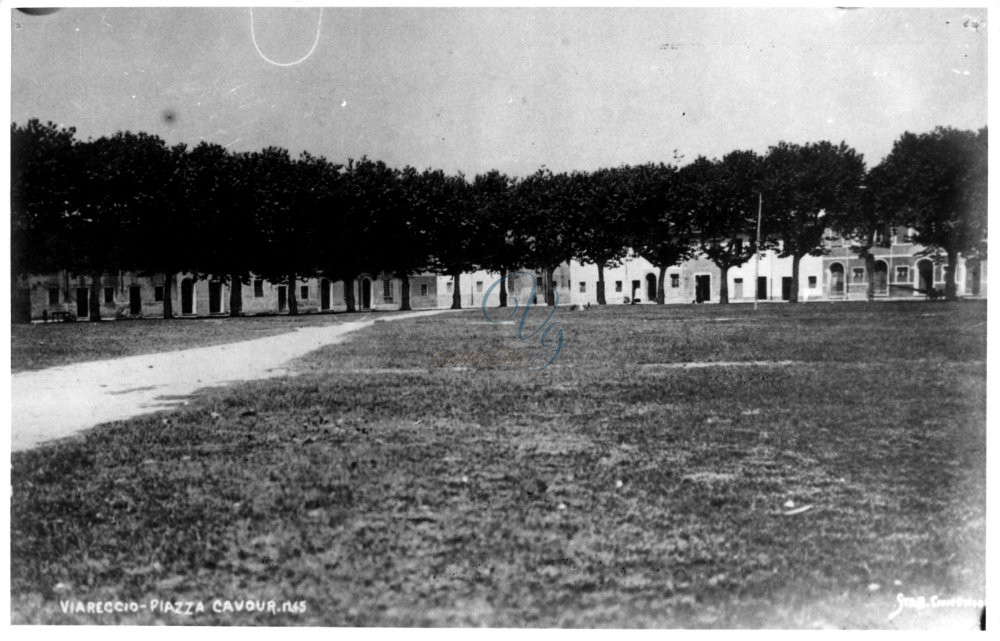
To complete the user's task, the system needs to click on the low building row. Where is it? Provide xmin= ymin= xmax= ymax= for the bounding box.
xmin=14 ymin=237 xmax=986 ymax=321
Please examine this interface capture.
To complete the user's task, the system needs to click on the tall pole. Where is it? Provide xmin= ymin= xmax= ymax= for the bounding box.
xmin=754 ymin=191 xmax=762 ymax=311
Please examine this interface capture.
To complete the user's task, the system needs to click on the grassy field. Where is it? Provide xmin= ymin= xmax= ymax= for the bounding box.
xmin=10 ymin=300 xmax=986 ymax=628
xmin=10 ymin=312 xmax=388 ymax=373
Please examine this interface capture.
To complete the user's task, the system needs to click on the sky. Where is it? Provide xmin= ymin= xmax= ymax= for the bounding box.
xmin=8 ymin=4 xmax=990 ymax=178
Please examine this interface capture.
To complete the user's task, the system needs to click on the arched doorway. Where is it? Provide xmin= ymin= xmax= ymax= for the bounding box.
xmin=320 ymin=278 xmax=331 ymax=310
xmin=916 ymin=259 xmax=934 ymax=293
xmin=873 ymin=260 xmax=888 ymax=296
xmin=181 ymin=278 xmax=195 ymax=315
xmin=645 ymin=273 xmax=657 ymax=302
xmin=829 ymin=263 xmax=845 ymax=296
xmin=361 ymin=278 xmax=372 ymax=309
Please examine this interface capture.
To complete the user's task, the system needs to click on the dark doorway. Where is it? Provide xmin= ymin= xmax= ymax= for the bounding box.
xmin=208 ymin=281 xmax=222 ymax=314
xmin=362 ymin=278 xmax=372 ymax=309
xmin=757 ymin=277 xmax=768 ymax=300
xmin=917 ymin=260 xmax=933 ymax=293
xmin=181 ymin=278 xmax=195 ymax=314
xmin=630 ymin=279 xmax=640 ymax=302
xmin=277 ymin=286 xmax=287 ymax=312
xmin=829 ymin=264 xmax=844 ymax=296
xmin=76 ymin=288 xmax=89 ymax=318
xmin=320 ymin=278 xmax=331 ymax=310
xmin=781 ymin=277 xmax=792 ymax=301
xmin=645 ymin=273 xmax=657 ymax=301
xmin=873 ymin=261 xmax=888 ymax=296
xmin=129 ymin=286 xmax=142 ymax=315
xmin=695 ymin=275 xmax=711 ymax=303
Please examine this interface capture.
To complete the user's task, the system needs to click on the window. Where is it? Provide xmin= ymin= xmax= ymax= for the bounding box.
xmin=300 ymin=285 xmax=309 ymax=300
xmin=933 ymin=264 xmax=944 ymax=283
xmin=383 ymin=278 xmax=393 ymax=300
xmin=579 ymin=282 xmax=586 ymax=293
xmin=670 ymin=274 xmax=680 ymax=288
xmin=851 ymin=268 xmax=865 ymax=283
xmin=808 ymin=276 xmax=817 ymax=288
xmin=253 ymin=279 xmax=264 ymax=298
xmin=476 ymin=281 xmax=483 ymax=293
xmin=873 ymin=224 xmax=889 ymax=245
xmin=446 ymin=281 xmax=453 ymax=294
xmin=895 ymin=266 xmax=909 ymax=282
xmin=104 ymin=287 xmax=114 ymax=304
xmin=420 ymin=284 xmax=428 ymax=296
xmin=615 ymin=281 xmax=622 ymax=293
xmin=48 ymin=287 xmax=59 ymax=305
xmin=154 ymin=286 xmax=164 ymax=302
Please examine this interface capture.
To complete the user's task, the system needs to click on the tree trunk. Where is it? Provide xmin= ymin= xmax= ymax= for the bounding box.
xmin=718 ymin=264 xmax=730 ymax=304
xmin=399 ymin=273 xmax=412 ymax=311
xmin=287 ymin=274 xmax=298 ymax=315
xmin=657 ymin=266 xmax=666 ymax=304
xmin=229 ymin=273 xmax=242 ymax=316
xmin=864 ymin=252 xmax=875 ymax=302
xmin=344 ymin=276 xmax=356 ymax=312
xmin=498 ymin=268 xmax=508 ymax=307
xmin=451 ymin=270 xmax=462 ymax=309
xmin=596 ymin=263 xmax=607 ymax=305
xmin=789 ymin=253 xmax=802 ymax=303
xmin=89 ymin=273 xmax=102 ymax=322
xmin=162 ymin=272 xmax=174 ymax=319
xmin=945 ymin=249 xmax=959 ymax=300
xmin=545 ymin=266 xmax=556 ymax=306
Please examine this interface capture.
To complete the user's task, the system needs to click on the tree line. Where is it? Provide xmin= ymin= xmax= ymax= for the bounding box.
xmin=11 ymin=119 xmax=986 ymax=321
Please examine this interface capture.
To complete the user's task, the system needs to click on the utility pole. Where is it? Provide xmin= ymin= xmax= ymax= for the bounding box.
xmin=754 ymin=191 xmax=762 ymax=311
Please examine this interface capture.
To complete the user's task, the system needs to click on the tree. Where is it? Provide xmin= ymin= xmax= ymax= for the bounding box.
xmin=385 ymin=165 xmax=434 ymax=311
xmin=424 ymin=170 xmax=477 ymax=309
xmin=829 ymin=163 xmax=895 ymax=302
xmin=513 ymin=169 xmax=582 ymax=306
xmin=186 ymin=143 xmax=255 ymax=317
xmin=621 ymin=163 xmax=696 ymax=303
xmin=72 ymin=132 xmax=184 ymax=320
xmin=877 ymin=126 xmax=987 ymax=300
xmin=762 ymin=141 xmax=866 ymax=303
xmin=245 ymin=147 xmax=307 ymax=315
xmin=472 ymin=170 xmax=520 ymax=307
xmin=684 ymin=151 xmax=765 ymax=304
xmin=10 ymin=120 xmax=79 ymax=321
xmin=573 ymin=167 xmax=630 ymax=305
xmin=297 ymin=153 xmax=345 ymax=312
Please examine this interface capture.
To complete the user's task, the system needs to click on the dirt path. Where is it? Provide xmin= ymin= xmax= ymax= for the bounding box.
xmin=11 ymin=310 xmax=451 ymax=451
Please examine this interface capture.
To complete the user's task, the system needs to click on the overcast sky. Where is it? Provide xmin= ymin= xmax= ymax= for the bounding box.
xmin=9 ymin=5 xmax=989 ymax=177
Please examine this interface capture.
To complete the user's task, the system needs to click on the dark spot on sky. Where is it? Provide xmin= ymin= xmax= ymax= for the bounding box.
xmin=162 ymin=109 xmax=178 ymax=125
